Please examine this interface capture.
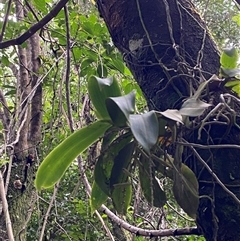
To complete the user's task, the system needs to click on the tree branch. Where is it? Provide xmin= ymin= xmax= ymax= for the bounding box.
xmin=0 ymin=0 xmax=69 ymax=49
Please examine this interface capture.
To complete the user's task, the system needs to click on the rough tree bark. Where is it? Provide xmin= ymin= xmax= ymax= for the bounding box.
xmin=97 ymin=0 xmax=240 ymax=240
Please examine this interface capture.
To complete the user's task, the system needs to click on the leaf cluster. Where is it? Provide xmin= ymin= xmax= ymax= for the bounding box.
xmin=35 ymin=75 xmax=212 ymax=219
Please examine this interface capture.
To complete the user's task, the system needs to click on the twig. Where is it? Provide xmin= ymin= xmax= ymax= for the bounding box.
xmin=38 ymin=182 xmax=59 ymax=241
xmin=0 ymin=171 xmax=14 ymax=241
xmin=0 ymin=0 xmax=70 ymax=49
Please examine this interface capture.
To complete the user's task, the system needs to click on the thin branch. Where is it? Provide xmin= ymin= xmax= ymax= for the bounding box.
xmin=64 ymin=5 xmax=74 ymax=132
xmin=38 ymin=182 xmax=59 ymax=241
xmin=0 ymin=0 xmax=70 ymax=49
xmin=24 ymin=0 xmax=40 ymax=21
xmin=0 ymin=171 xmax=14 ymax=241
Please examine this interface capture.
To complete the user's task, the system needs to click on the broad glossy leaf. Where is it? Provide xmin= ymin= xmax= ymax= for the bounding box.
xmin=139 ymin=154 xmax=166 ymax=207
xmin=106 ymin=91 xmax=136 ymax=127
xmin=158 ymin=109 xmax=183 ymax=124
xmin=88 ymin=76 xmax=122 ymax=119
xmin=129 ymin=111 xmax=158 ymax=153
xmin=173 ymin=165 xmax=199 ymax=219
xmin=90 ymin=181 xmax=108 ymax=214
xmin=220 ymin=47 xmax=239 ymax=69
xmin=179 ymin=98 xmax=211 ymax=117
xmin=94 ymin=133 xmax=133 ymax=196
xmin=35 ymin=120 xmax=111 ymax=190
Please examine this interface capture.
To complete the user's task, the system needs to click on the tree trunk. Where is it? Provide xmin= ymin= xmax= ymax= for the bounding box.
xmin=97 ymin=0 xmax=240 ymax=240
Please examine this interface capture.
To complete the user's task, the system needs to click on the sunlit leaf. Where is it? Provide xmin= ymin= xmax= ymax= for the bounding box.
xmin=220 ymin=47 xmax=239 ymax=69
xmin=106 ymin=90 xmax=136 ymax=127
xmin=232 ymin=14 xmax=240 ymax=26
xmin=35 ymin=120 xmax=112 ymax=190
xmin=129 ymin=111 xmax=158 ymax=153
xmin=225 ymin=80 xmax=240 ymax=87
xmin=232 ymin=84 xmax=240 ymax=96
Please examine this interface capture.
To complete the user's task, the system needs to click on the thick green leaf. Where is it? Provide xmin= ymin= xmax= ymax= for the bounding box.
xmin=90 ymin=181 xmax=108 ymax=214
xmin=179 ymin=98 xmax=211 ymax=117
xmin=106 ymin=91 xmax=136 ymax=127
xmin=88 ymin=76 xmax=122 ymax=119
xmin=139 ymin=154 xmax=166 ymax=207
xmin=35 ymin=120 xmax=111 ymax=190
xmin=172 ymin=165 xmax=199 ymax=219
xmin=220 ymin=47 xmax=239 ymax=69
xmin=94 ymin=132 xmax=133 ymax=196
xmin=158 ymin=109 xmax=183 ymax=124
xmin=129 ymin=111 xmax=158 ymax=153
